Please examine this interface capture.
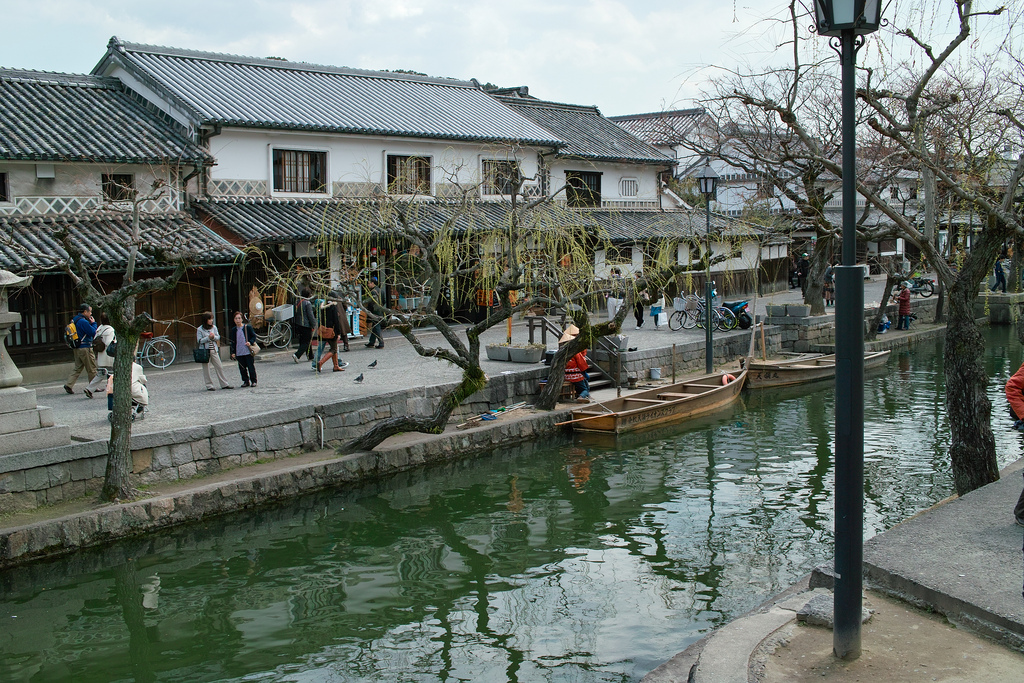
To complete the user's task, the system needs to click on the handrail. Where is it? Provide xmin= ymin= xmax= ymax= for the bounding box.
xmin=589 ymin=336 xmax=620 ymax=385
xmin=527 ymin=316 xmax=563 ymax=345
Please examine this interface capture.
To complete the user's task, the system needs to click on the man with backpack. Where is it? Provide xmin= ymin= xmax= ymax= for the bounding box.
xmin=64 ymin=303 xmax=98 ymax=396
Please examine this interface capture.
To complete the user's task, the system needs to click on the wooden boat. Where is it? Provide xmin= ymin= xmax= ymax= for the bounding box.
xmin=744 ymin=350 xmax=891 ymax=389
xmin=567 ymin=368 xmax=747 ymax=434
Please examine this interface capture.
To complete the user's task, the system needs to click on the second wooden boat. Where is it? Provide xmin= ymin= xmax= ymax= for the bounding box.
xmin=744 ymin=350 xmax=891 ymax=389
xmin=567 ymin=368 xmax=747 ymax=434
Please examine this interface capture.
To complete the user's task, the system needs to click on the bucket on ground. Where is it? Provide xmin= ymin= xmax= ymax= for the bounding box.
xmin=650 ymin=367 xmax=661 ymax=380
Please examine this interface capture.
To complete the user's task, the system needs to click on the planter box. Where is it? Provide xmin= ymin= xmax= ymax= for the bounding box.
xmin=787 ymin=304 xmax=811 ymax=317
xmin=508 ymin=346 xmax=545 ymax=363
xmin=766 ymin=304 xmax=786 ymax=318
xmin=486 ymin=345 xmax=510 ymax=361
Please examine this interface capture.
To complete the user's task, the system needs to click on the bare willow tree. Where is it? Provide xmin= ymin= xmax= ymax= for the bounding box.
xmin=248 ymin=154 xmax=632 ymax=451
xmin=691 ymin=0 xmax=1023 ymax=494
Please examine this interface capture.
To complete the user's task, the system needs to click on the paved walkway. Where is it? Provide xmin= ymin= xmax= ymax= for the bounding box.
xmin=34 ymin=278 xmax=901 ymax=442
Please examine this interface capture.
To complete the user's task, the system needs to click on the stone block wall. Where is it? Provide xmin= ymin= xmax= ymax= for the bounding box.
xmin=0 ymin=368 xmax=551 ymax=515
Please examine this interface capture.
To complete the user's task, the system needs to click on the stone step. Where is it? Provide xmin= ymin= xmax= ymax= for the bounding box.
xmin=0 ymin=407 xmax=53 ymax=435
xmin=0 ymin=387 xmax=38 ymax=414
xmin=0 ymin=425 xmax=72 ymax=457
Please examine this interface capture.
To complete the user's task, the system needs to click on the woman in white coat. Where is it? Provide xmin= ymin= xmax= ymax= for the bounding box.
xmin=85 ymin=313 xmax=116 ymax=397
xmin=196 ymin=311 xmax=233 ymax=391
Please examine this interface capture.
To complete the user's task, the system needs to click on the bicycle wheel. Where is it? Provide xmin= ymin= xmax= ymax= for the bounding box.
xmin=668 ymin=310 xmax=687 ymax=331
xmin=681 ymin=308 xmax=699 ymax=329
xmin=919 ymin=281 xmax=934 ymax=297
xmin=270 ymin=321 xmax=293 ymax=348
xmin=715 ymin=307 xmax=737 ymax=331
xmin=145 ymin=338 xmax=176 ymax=368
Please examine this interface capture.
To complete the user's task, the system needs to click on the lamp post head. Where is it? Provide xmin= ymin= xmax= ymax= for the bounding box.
xmin=813 ymin=0 xmax=882 ymax=36
xmin=696 ymin=164 xmax=719 ymax=200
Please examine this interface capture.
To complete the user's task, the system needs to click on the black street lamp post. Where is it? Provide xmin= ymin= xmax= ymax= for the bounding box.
xmin=696 ymin=165 xmax=719 ymax=374
xmin=812 ymin=0 xmax=884 ymax=661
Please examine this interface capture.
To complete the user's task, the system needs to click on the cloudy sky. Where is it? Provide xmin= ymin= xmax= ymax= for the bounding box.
xmin=0 ymin=0 xmax=804 ymax=116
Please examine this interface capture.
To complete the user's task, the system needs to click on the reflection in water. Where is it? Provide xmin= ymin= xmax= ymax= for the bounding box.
xmin=1 ymin=332 xmax=1022 ymax=682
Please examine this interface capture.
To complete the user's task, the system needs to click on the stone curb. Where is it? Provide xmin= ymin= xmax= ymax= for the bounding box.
xmin=641 ymin=577 xmax=813 ymax=683
xmin=0 ymin=408 xmax=572 ymax=569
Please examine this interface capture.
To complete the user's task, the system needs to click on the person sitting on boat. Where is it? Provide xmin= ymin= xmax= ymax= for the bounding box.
xmin=559 ymin=327 xmax=590 ymax=403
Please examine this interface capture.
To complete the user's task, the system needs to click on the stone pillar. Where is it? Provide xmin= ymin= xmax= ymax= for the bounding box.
xmin=0 ymin=271 xmax=32 ymax=388
xmin=0 ymin=271 xmax=71 ymax=456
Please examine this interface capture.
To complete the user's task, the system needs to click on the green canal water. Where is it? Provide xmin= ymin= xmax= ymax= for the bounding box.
xmin=2 ymin=330 xmax=1023 ymax=682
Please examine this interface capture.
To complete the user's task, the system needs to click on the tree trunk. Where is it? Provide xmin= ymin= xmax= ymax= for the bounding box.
xmin=944 ymin=281 xmax=1000 ymax=496
xmin=102 ymin=327 xmax=141 ymax=501
xmin=343 ymin=365 xmax=486 ymax=452
xmin=113 ymin=561 xmax=156 ymax=683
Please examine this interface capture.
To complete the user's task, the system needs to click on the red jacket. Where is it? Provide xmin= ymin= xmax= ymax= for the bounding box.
xmin=565 ymin=351 xmax=588 ymax=383
xmin=896 ymin=288 xmax=911 ymax=316
xmin=1006 ymin=363 xmax=1024 ymax=420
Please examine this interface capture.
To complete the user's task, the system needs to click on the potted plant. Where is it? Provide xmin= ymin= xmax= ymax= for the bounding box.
xmin=486 ymin=343 xmax=510 ymax=361
xmin=507 ymin=343 xmax=546 ymax=363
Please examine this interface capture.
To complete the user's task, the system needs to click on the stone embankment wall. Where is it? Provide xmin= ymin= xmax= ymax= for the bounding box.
xmin=0 ymin=368 xmax=549 ymax=516
xmin=0 ymin=410 xmax=570 ymax=568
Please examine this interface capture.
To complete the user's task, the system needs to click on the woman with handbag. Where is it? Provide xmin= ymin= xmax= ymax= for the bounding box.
xmin=229 ymin=311 xmax=258 ymax=387
xmin=85 ymin=313 xmax=116 ymax=397
xmin=315 ymin=298 xmax=350 ymax=373
xmin=196 ymin=311 xmax=233 ymax=391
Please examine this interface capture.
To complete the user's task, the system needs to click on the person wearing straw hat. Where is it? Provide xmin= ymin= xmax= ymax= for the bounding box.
xmin=559 ymin=325 xmax=590 ymax=403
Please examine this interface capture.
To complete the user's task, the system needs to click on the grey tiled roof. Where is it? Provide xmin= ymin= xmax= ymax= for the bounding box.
xmin=0 ymin=69 xmax=212 ymax=164
xmin=494 ymin=96 xmax=674 ymax=165
xmin=194 ymin=198 xmax=524 ymax=244
xmin=193 ymin=197 xmax=752 ymax=245
xmin=95 ymin=38 xmax=562 ymax=146
xmin=0 ymin=212 xmax=240 ymax=271
xmin=609 ymin=109 xmax=705 ymax=147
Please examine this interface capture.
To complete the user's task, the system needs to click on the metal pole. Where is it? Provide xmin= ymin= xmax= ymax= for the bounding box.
xmin=834 ymin=26 xmax=865 ymax=661
xmin=705 ymin=194 xmax=714 ymax=374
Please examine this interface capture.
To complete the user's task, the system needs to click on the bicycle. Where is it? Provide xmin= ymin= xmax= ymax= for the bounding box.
xmin=250 ymin=316 xmax=293 ymax=349
xmin=669 ymin=295 xmax=736 ymax=332
xmin=136 ymin=331 xmax=177 ymax=369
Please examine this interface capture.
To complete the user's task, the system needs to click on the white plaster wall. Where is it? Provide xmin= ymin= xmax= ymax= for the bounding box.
xmin=208 ymin=128 xmax=544 ymax=197
xmin=549 ymin=160 xmax=664 ymax=204
xmin=0 ymin=161 xmax=177 ymax=208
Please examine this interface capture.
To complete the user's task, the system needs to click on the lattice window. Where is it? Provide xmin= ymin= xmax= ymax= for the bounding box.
xmin=387 ymin=155 xmax=431 ymax=195
xmin=102 ymin=174 xmax=135 ymax=202
xmin=272 ymin=149 xmax=327 ymax=193
xmin=619 ymin=177 xmax=639 ymax=198
xmin=565 ymin=171 xmax=601 ymax=207
xmin=482 ymin=159 xmax=520 ymax=195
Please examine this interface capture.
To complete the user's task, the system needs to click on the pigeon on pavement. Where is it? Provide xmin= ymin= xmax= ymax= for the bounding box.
xmin=368 ymin=359 xmax=378 ymax=368
xmin=353 ymin=373 xmax=364 ymax=383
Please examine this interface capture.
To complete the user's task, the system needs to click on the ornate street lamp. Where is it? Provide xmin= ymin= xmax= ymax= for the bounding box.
xmin=813 ymin=0 xmax=884 ymax=661
xmin=696 ymin=164 xmax=719 ymax=374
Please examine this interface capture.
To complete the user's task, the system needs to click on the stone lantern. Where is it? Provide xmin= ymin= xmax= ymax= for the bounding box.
xmin=0 ymin=270 xmax=71 ymax=456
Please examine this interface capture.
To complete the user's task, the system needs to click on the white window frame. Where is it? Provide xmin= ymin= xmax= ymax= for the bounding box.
xmin=268 ymin=145 xmax=331 ymax=197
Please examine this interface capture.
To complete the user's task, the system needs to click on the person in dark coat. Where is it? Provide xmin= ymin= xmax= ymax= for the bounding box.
xmin=229 ymin=311 xmax=258 ymax=387
xmin=292 ymin=287 xmax=316 ymax=363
